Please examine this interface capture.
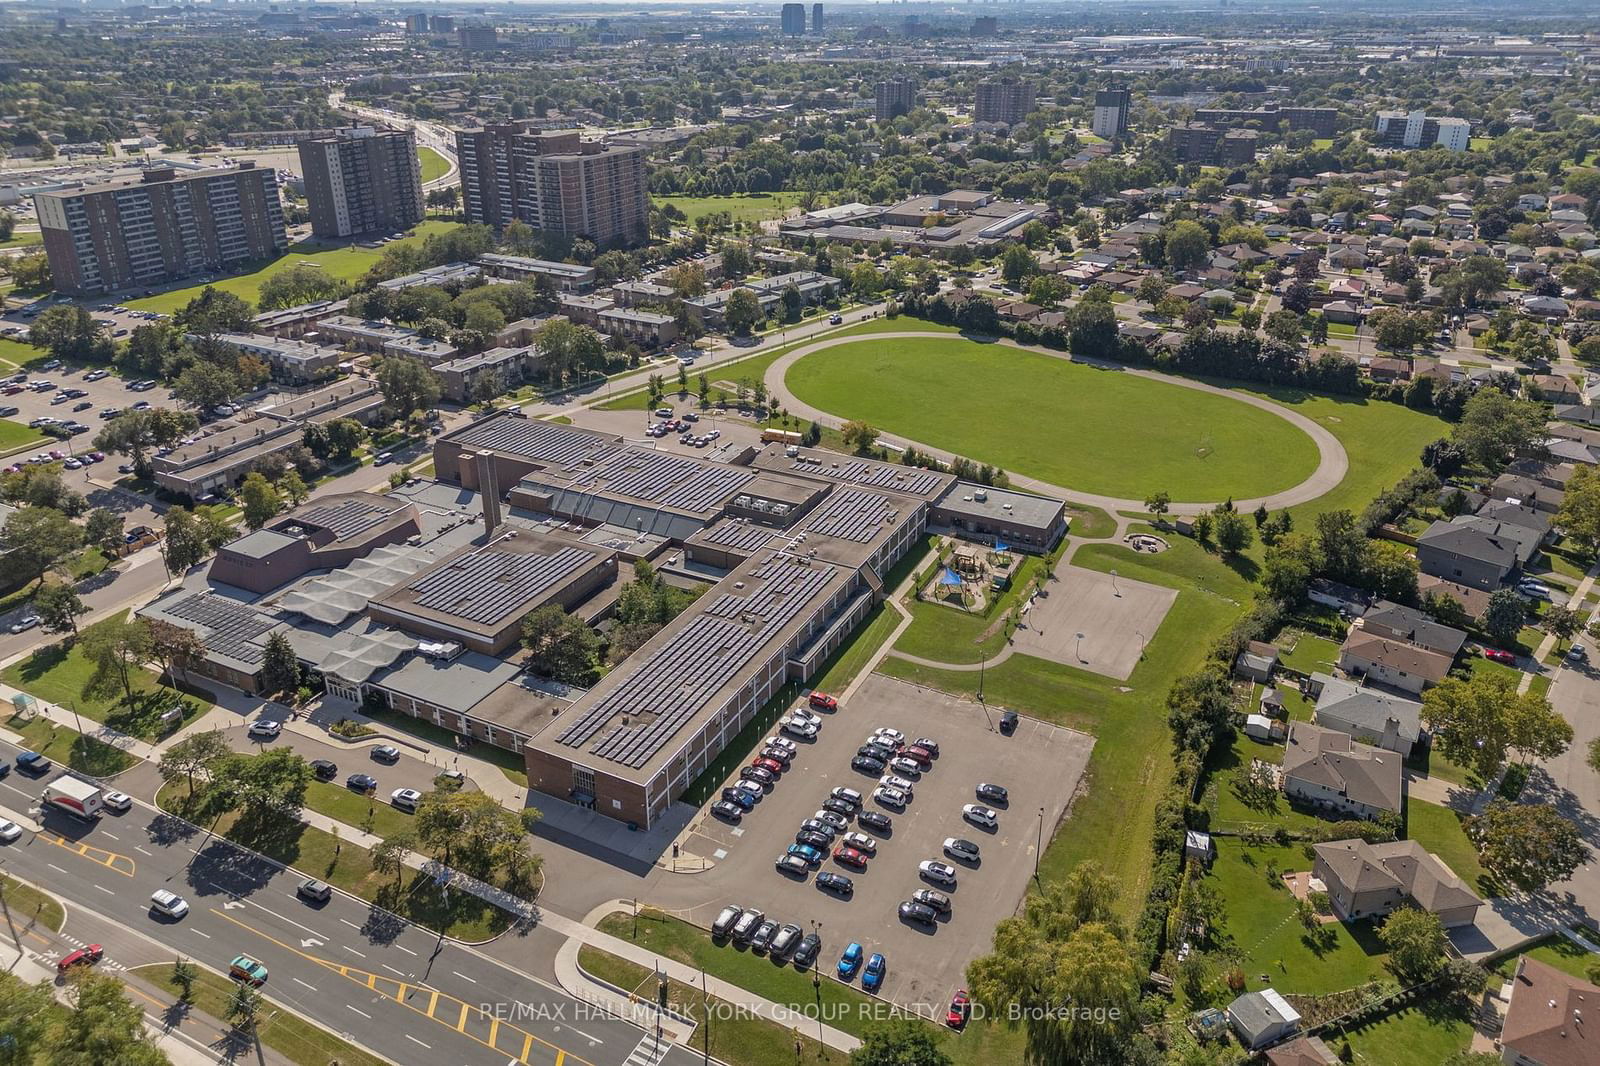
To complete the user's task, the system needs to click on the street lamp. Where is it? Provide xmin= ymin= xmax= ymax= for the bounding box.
xmin=810 ymin=919 xmax=826 ymax=1059
xmin=1075 ymin=632 xmax=1086 ymax=663
xmin=1034 ymin=806 xmax=1045 ymax=883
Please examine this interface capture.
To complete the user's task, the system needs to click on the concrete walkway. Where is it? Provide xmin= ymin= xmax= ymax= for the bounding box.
xmin=761 ymin=329 xmax=1351 ymax=516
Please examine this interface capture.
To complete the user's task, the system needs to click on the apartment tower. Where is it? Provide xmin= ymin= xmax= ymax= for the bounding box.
xmin=298 ymin=126 xmax=424 ymax=240
xmin=455 ymin=125 xmax=647 ymax=245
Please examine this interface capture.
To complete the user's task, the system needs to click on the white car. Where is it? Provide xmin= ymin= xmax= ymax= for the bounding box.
xmin=150 ymin=889 xmax=189 ymax=918
xmin=781 ymin=718 xmax=818 ymax=739
xmin=873 ymin=786 xmax=909 ymax=808
xmin=919 ymin=859 xmax=957 ymax=886
xmin=391 ymin=788 xmax=422 ymax=810
xmin=872 ymin=727 xmax=905 ymax=744
xmin=813 ymin=809 xmax=849 ymax=830
xmin=735 ymin=778 xmax=765 ymax=797
xmin=0 ymin=820 xmax=22 ymax=844
xmin=789 ymin=707 xmax=823 ymax=728
xmin=1518 ymin=580 xmax=1550 ymax=599
xmin=8 ymin=616 xmax=39 ymax=634
xmin=102 ymin=791 xmax=132 ymax=812
xmin=247 ymin=720 xmax=282 ymax=739
xmin=841 ymin=832 xmax=877 ymax=853
xmin=963 ymin=804 xmax=998 ymax=828
xmin=766 ymin=735 xmax=799 ymax=754
xmin=879 ymin=774 xmax=916 ymax=794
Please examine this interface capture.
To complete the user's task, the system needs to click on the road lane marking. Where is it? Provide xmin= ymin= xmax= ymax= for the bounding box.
xmin=345 ymin=946 xmax=366 ymax=958
xmin=405 ymin=1035 xmax=431 ymax=1048
xmin=94 ymin=884 xmax=114 ymax=895
xmin=47 ymin=863 xmax=68 ymax=874
xmin=346 ymin=1005 xmax=371 ymax=1019
xmin=100 ymin=831 xmax=119 ymax=840
xmin=382 ymin=964 xmax=406 ymax=976
xmin=338 ymin=918 xmax=360 ymax=929
xmin=191 ymin=930 xmax=211 ymax=939
xmin=293 ymin=978 xmax=317 ymax=991
xmin=394 ymin=944 xmax=417 ymax=955
xmin=40 ymin=833 xmax=135 ymax=876
xmin=451 ymin=970 xmax=477 ymax=983
xmin=134 ymin=846 xmax=153 ymax=856
xmin=560 ymin=1023 xmax=607 ymax=1045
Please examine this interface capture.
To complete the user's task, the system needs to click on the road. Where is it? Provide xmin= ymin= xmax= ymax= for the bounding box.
xmin=0 ymin=736 xmax=700 ymax=1066
xmin=1538 ymin=659 xmax=1600 ymax=923
xmin=329 ymin=91 xmax=459 ymax=193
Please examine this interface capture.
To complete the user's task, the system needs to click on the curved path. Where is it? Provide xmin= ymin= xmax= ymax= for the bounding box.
xmin=763 ymin=331 xmax=1350 ymax=516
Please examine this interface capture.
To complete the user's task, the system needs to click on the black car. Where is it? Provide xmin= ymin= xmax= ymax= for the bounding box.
xmin=310 ymin=759 xmax=337 ymax=781
xmin=856 ymin=810 xmax=892 ymax=833
xmin=750 ymin=919 xmax=779 ymax=953
xmin=976 ymin=783 xmax=1009 ymax=805
xmin=760 ymin=746 xmax=793 ymax=765
xmin=816 ymin=871 xmax=854 ymax=896
xmin=346 ymin=773 xmax=377 ymax=792
xmin=711 ymin=800 xmax=744 ymax=823
xmin=822 ymin=797 xmax=855 ymax=817
xmin=859 ymin=742 xmax=895 ymax=762
xmin=898 ymin=900 xmax=937 ymax=925
xmin=999 ymin=711 xmax=1019 ymax=735
xmin=743 ymin=765 xmax=775 ymax=786
xmin=798 ymin=818 xmax=837 ymax=840
xmin=796 ymin=829 xmax=832 ymax=850
xmin=792 ymin=932 xmax=822 ymax=968
xmin=851 ymin=755 xmax=887 ymax=774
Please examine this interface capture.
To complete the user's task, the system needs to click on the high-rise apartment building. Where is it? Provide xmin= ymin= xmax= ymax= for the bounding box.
xmin=33 ymin=162 xmax=286 ymax=296
xmin=974 ymin=78 xmax=1036 ymax=127
xmin=1373 ymin=110 xmax=1470 ymax=152
xmin=298 ymin=127 xmax=424 ymax=240
xmin=780 ymin=3 xmax=806 ymax=35
xmin=1092 ymin=88 xmax=1132 ymax=141
xmin=455 ymin=125 xmax=648 ymax=246
xmin=811 ymin=3 xmax=824 ymax=33
xmin=458 ymin=23 xmax=497 ymax=50
xmin=405 ymin=13 xmax=428 ymax=33
xmin=1193 ymin=105 xmax=1338 ymax=137
xmin=875 ymin=79 xmax=918 ymax=122
xmin=1166 ymin=123 xmax=1259 ymax=166
xmin=971 ymin=16 xmax=998 ymax=35
xmin=429 ymin=14 xmax=455 ymax=32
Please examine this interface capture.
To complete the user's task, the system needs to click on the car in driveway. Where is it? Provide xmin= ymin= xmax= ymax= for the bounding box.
xmin=963 ymin=804 xmax=998 ymax=828
xmin=898 ymin=900 xmax=937 ymax=926
xmin=919 ymin=860 xmax=957 ymax=886
xmin=873 ymin=786 xmax=908 ymax=808
xmin=58 ymin=944 xmax=104 ymax=973
xmin=976 ymin=783 xmax=1008 ymax=805
xmin=346 ymin=773 xmax=377 ymax=792
xmin=711 ymin=905 xmax=743 ymax=938
xmin=862 ymin=953 xmax=886 ymax=993
xmin=776 ymin=853 xmax=811 ymax=877
xmin=793 ymin=933 xmax=822 ymax=968
xmin=247 ymin=720 xmax=281 ymax=739
xmin=944 ymin=837 xmax=980 ymax=862
xmin=833 ymin=846 xmax=869 ymax=868
xmin=816 ymin=871 xmax=853 ymax=896
xmin=837 ymin=942 xmax=864 ymax=980
xmin=150 ymin=889 xmax=189 ymax=919
xmin=1483 ymin=647 xmax=1516 ymax=665
xmin=913 ymin=887 xmax=953 ymax=914
xmin=856 ymin=810 xmax=892 ymax=833
xmin=851 ymin=755 xmax=887 ymax=775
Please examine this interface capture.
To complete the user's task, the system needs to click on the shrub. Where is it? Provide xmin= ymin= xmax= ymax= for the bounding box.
xmin=330 ymin=718 xmax=377 ymax=739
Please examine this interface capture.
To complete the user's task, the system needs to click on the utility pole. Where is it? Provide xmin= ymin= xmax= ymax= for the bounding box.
xmin=0 ymin=862 xmax=20 ymax=951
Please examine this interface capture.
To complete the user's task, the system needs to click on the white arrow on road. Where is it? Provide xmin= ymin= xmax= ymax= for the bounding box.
xmin=223 ymin=900 xmax=245 ymax=910
xmin=300 ymin=937 xmax=324 ymax=948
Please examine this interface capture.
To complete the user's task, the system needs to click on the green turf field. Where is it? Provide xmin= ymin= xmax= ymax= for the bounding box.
xmin=417 ymin=146 xmax=450 ymax=183
xmin=655 ymin=191 xmax=806 ymax=225
xmin=123 ymin=220 xmax=463 ymax=315
xmin=0 ymin=417 xmax=46 ymax=455
xmin=784 ymin=335 xmax=1322 ymax=502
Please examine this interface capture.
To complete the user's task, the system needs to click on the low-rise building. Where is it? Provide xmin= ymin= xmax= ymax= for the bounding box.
xmin=1311 ymin=838 xmax=1481 ymax=926
xmin=1500 ymin=955 xmax=1598 ymax=1066
xmin=208 ymin=333 xmax=342 ymax=384
xmin=434 ymin=345 xmax=543 ymax=403
xmin=1309 ymin=673 xmax=1424 ymax=757
xmin=1336 ymin=630 xmax=1452 ymax=696
xmin=1226 ymin=988 xmax=1301 ymax=1051
xmin=1281 ymin=723 xmax=1403 ymax=820
xmin=476 ymin=253 xmax=597 ymax=293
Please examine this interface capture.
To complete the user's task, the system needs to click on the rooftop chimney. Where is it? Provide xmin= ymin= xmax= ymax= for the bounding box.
xmin=476 ymin=450 xmax=502 ymax=534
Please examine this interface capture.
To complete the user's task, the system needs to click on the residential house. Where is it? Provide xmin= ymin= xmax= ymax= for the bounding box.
xmin=1307 ymin=578 xmax=1372 ymax=616
xmin=1337 ymin=631 xmax=1452 ymax=696
xmin=1416 ymin=574 xmax=1493 ymax=624
xmin=1311 ymin=838 xmax=1481 ymax=926
xmin=1226 ymin=989 xmax=1301 ymax=1051
xmin=1281 ymin=723 xmax=1403 ymax=820
xmin=1309 ymin=673 xmax=1424 ymax=757
xmin=1416 ymin=518 xmax=1524 ymax=590
xmin=1322 ymin=300 xmax=1365 ymax=325
xmin=1530 ymin=375 xmax=1582 ymax=404
xmin=1265 ymin=1036 xmax=1341 ymax=1066
xmin=1355 ymin=601 xmax=1468 ymax=659
xmin=1505 ymin=459 xmax=1577 ymax=494
xmin=1499 ymin=955 xmax=1597 ymax=1066
xmin=1234 ymin=640 xmax=1279 ymax=683
xmin=1490 ymin=473 xmax=1564 ymax=514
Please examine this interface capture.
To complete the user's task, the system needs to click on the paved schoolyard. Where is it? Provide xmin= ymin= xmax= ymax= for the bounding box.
xmin=1011 ymin=564 xmax=1176 ymax=679
xmin=670 ymin=674 xmax=1094 ymax=1015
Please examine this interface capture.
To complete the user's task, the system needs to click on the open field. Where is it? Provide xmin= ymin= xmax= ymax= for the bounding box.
xmin=785 ymin=335 xmax=1322 ymax=501
xmin=0 ymin=417 xmax=46 ymax=455
xmin=655 ymin=191 xmax=807 ymax=225
xmin=416 ymin=146 xmax=450 ymax=183
xmin=124 ymin=220 xmax=463 ymax=315
xmin=0 ymin=337 xmax=39 ymax=369
xmin=0 ymin=231 xmax=42 ymax=249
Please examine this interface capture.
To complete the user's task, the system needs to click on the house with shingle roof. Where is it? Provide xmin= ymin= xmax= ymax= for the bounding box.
xmin=1337 ymin=631 xmax=1452 ymax=696
xmin=1309 ymin=673 xmax=1424 ymax=757
xmin=1282 ymin=723 xmax=1403 ymax=820
xmin=1311 ymin=838 xmax=1481 ymax=926
xmin=1500 ymin=955 xmax=1598 ymax=1066
xmin=1416 ymin=518 xmax=1525 ymax=591
xmin=1265 ymin=1036 xmax=1340 ymax=1066
xmin=1355 ymin=600 xmax=1467 ymax=659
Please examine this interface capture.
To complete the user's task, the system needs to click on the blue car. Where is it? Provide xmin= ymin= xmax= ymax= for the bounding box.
xmin=862 ymin=953 xmax=886 ymax=993
xmin=15 ymin=751 xmax=51 ymax=774
xmin=721 ymin=787 xmax=757 ymax=811
xmin=837 ymin=942 xmax=863 ymax=980
xmin=787 ymin=842 xmax=821 ymax=864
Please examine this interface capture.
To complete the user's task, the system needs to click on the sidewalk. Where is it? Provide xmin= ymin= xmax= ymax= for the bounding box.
xmin=1519 ymin=559 xmax=1600 ymax=695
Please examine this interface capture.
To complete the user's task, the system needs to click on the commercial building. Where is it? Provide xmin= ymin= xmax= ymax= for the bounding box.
xmin=1166 ymin=123 xmax=1259 ymax=166
xmin=33 ymin=163 xmax=287 ymax=296
xmin=455 ymin=125 xmax=647 ymax=245
xmin=1091 ymin=88 xmax=1132 ymax=141
xmin=974 ymin=78 xmax=1036 ymax=127
xmin=875 ymin=79 xmax=918 ymax=122
xmin=297 ymin=127 xmax=424 ymax=240
xmin=1373 ymin=110 xmax=1471 ymax=152
xmin=780 ymin=3 xmax=806 ymax=35
xmin=1193 ymin=105 xmax=1338 ymax=138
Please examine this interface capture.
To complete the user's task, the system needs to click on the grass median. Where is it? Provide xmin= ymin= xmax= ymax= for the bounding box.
xmin=1 ymin=872 xmax=66 ymax=933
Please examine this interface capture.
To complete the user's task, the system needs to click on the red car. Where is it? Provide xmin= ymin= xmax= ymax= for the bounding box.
xmin=57 ymin=944 xmax=104 ymax=973
xmin=946 ymin=988 xmax=971 ymax=1030
xmin=1483 ymin=648 xmax=1516 ymax=664
xmin=902 ymin=745 xmax=933 ymax=768
xmin=753 ymin=757 xmax=783 ymax=775
xmin=833 ymin=846 xmax=868 ymax=868
xmin=808 ymin=691 xmax=838 ymax=711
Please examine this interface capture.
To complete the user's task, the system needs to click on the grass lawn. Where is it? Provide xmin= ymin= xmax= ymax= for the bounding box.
xmin=1 ymin=872 xmax=66 ymax=933
xmin=893 ymin=555 xmax=1044 ymax=664
xmin=1333 ymin=996 xmax=1474 ymax=1065
xmin=131 ymin=964 xmax=389 ymax=1066
xmin=1277 ymin=631 xmax=1342 ymax=676
xmin=1490 ymin=934 xmax=1600 ymax=981
xmin=157 ymin=780 xmax=512 ymax=941
xmin=1066 ymin=503 xmax=1117 ymax=539
xmin=1405 ymin=799 xmax=1495 ymax=894
xmin=0 ymin=337 xmax=39 ymax=369
xmin=1 ymin=612 xmax=208 ymax=740
xmin=304 ymin=780 xmax=418 ymax=840
xmin=124 ymin=220 xmax=463 ymax=316
xmin=416 ymin=146 xmax=450 ymax=183
xmin=361 ymin=707 xmax=527 ymax=787
xmin=4 ymin=712 xmax=137 ymax=776
xmin=785 ymin=335 xmax=1322 ymax=502
xmin=656 ymin=191 xmax=807 ymax=226
xmin=1209 ymin=839 xmax=1389 ymax=996
xmin=0 ymin=417 xmax=46 ymax=456
xmin=1206 ymin=731 xmax=1337 ymax=836
xmin=0 ymin=231 xmax=43 ymax=249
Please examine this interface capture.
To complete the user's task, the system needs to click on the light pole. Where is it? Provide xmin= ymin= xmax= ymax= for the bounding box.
xmin=1110 ymin=569 xmax=1120 ymax=597
xmin=1034 ymin=806 xmax=1044 ymax=883
xmin=0 ymin=860 xmax=20 ymax=951
xmin=810 ymin=919 xmax=825 ymax=1058
xmin=67 ymin=700 xmax=84 ymax=735
xmin=1075 ymin=632 xmax=1085 ymax=663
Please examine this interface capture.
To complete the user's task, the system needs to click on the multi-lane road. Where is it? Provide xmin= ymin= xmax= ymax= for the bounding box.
xmin=0 ymin=735 xmax=699 ymax=1066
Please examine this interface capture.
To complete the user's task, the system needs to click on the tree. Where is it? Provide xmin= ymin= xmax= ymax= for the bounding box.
xmin=1262 ymin=532 xmax=1318 ymax=603
xmin=722 ymin=287 xmax=763 ymax=337
xmin=1144 ymin=491 xmax=1171 ymax=524
xmin=157 ymin=729 xmax=232 ymax=797
xmin=147 ymin=619 xmax=206 ymax=688
xmin=1589 ymin=736 xmax=1600 ymax=775
xmin=170 ymin=959 xmax=197 ymax=1003
xmin=35 ymin=583 xmax=87 ymax=640
xmin=1482 ymin=587 xmax=1526 ymax=648
xmin=80 ymin=617 xmax=154 ymax=704
xmin=225 ymin=980 xmax=263 ymax=1034
xmin=0 ymin=962 xmax=56 ymax=1059
xmin=260 ymin=631 xmax=300 ymax=698
xmin=1281 ymin=281 xmax=1313 ymax=315
xmin=1543 ymin=604 xmax=1583 ymax=650
xmin=372 ymin=831 xmax=416 ymax=887
xmin=850 ymin=1018 xmax=953 ymax=1066
xmin=0 ymin=506 xmax=84 ymax=590
xmin=849 ymin=263 xmax=882 ymax=299
xmin=238 ymin=472 xmax=282 ymax=531
xmin=1556 ymin=464 xmax=1600 ymax=555
xmin=1379 ymin=907 xmax=1446 ymax=983
xmin=1000 ymin=244 xmax=1038 ymax=288
xmin=278 ymin=468 xmax=310 ymax=508
xmin=1165 ymin=220 xmax=1211 ymax=273
xmin=8 ymin=252 xmax=51 ymax=292
xmin=94 ymin=408 xmax=198 ymax=476
xmin=1422 ymin=673 xmax=1571 ymax=780
xmin=413 ymin=789 xmax=534 ymax=882
xmin=1191 ymin=510 xmax=1214 ymax=546
xmin=376 ymin=356 xmax=442 ymax=425
xmin=1135 ymin=274 xmax=1169 ymax=306
xmin=174 ymin=286 xmax=254 ymax=337
xmin=27 ymin=305 xmax=103 ymax=359
xmin=521 ymin=604 xmax=600 ymax=685
xmin=213 ymin=748 xmax=312 ymax=828
xmin=84 ymin=508 xmax=125 ymax=554
xmin=1166 ymin=666 xmax=1234 ymax=755
xmin=172 ymin=361 xmax=238 ymax=411
xmin=53 ymin=971 xmax=171 ymax=1066
xmin=161 ymin=507 xmax=207 ymax=577
xmin=1213 ymin=508 xmax=1254 ymax=556
xmin=1469 ymin=799 xmax=1591 ymax=892
xmin=841 ymin=420 xmax=880 ymax=454
xmin=256 ymin=262 xmax=344 ymax=311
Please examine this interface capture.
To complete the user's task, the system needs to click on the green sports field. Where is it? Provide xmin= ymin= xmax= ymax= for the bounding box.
xmin=655 ymin=191 xmax=806 ymax=225
xmin=785 ymin=336 xmax=1322 ymax=502
xmin=417 ymin=146 xmax=450 ymax=183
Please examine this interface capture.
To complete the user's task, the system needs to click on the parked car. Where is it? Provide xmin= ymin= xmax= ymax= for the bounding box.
xmin=856 ymin=810 xmax=892 ymax=833
xmin=889 ymin=757 xmax=923 ymax=777
xmin=919 ymin=860 xmax=957 ymax=886
xmin=873 ymin=727 xmax=905 ymax=745
xmin=815 ymin=871 xmax=853 ymax=896
xmin=944 ymin=837 xmax=980 ymax=862
xmin=711 ymin=800 xmax=744 ymax=822
xmin=743 ymin=765 xmax=775 ymax=786
xmin=913 ymin=888 xmax=953 ymax=914
xmin=310 ymin=759 xmax=337 ymax=781
xmin=963 ymin=804 xmax=998 ymax=828
xmin=947 ymin=989 xmax=972 ymax=1030
xmin=808 ymin=691 xmax=838 ymax=711
xmin=901 ymin=745 xmax=933 ymax=768
xmin=833 ymin=846 xmax=869 ymax=868
xmin=799 ymin=819 xmax=837 ymax=840
xmin=247 ymin=720 xmax=281 ymax=739
xmin=371 ymin=744 xmax=400 ymax=762
xmin=898 ymin=900 xmax=937 ymax=925
xmin=789 ymin=707 xmax=823 ymax=728
xmin=711 ymin=905 xmax=744 ymax=938
xmin=1568 ymin=644 xmax=1588 ymax=663
xmin=862 ymin=953 xmax=886 ymax=993
xmin=770 ymin=923 xmax=803 ymax=959
xmin=776 ymin=853 xmax=810 ymax=877
xmin=796 ymin=829 xmax=832 ymax=850
xmin=851 ymin=755 xmax=887 ymax=775
xmin=758 ymin=749 xmax=791 ymax=769
xmin=1000 ymin=710 xmax=1019 ymax=735
xmin=346 ymin=773 xmax=377 ymax=793
xmin=821 ymin=797 xmax=854 ymax=817
xmin=9 ymin=615 xmax=39 ymax=634
xmin=837 ymin=942 xmax=864 ymax=980
xmin=829 ymin=786 xmax=863 ymax=808
xmin=766 ymin=736 xmax=798 ymax=755
xmin=721 ymin=786 xmax=757 ymax=810
xmin=912 ymin=737 xmax=940 ymax=757
xmin=391 ymin=788 xmax=422 ymax=811
xmin=1482 ymin=647 xmax=1516 ymax=665
xmin=879 ymin=774 xmax=915 ymax=794
xmin=841 ymin=831 xmax=876 ymax=854
xmin=781 ymin=718 xmax=818 ymax=740
xmin=731 ymin=909 xmax=765 ymax=943
xmin=792 ymin=932 xmax=822 ymax=968
xmin=813 ymin=809 xmax=848 ymax=830
xmin=787 ymin=843 xmax=822 ymax=865
xmin=873 ymin=786 xmax=908 ymax=808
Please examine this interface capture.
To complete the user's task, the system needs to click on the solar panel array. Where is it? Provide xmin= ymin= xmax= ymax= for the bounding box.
xmin=163 ymin=594 xmax=276 ymax=665
xmin=790 ymin=457 xmax=943 ymax=496
xmin=701 ymin=519 xmax=776 ymax=552
xmin=293 ymin=498 xmax=395 ymax=540
xmin=455 ymin=417 xmax=608 ymax=466
xmin=570 ymin=450 xmax=753 ymax=515
xmin=405 ymin=545 xmax=594 ymax=625
xmin=802 ymin=489 xmax=895 ymax=544
xmin=557 ymin=555 xmax=835 ymax=768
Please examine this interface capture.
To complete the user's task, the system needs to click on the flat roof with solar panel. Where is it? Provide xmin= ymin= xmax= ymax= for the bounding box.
xmin=749 ymin=442 xmax=955 ymax=499
xmin=445 ymin=413 xmax=618 ymax=467
xmin=284 ymin=496 xmax=404 ymax=540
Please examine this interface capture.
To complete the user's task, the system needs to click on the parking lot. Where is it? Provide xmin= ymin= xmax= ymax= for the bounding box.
xmin=675 ymin=673 xmax=1094 ymax=1014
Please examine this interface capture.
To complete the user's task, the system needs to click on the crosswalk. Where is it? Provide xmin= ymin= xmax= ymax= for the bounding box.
xmin=55 ymin=932 xmax=126 ymax=973
xmin=623 ymin=1031 xmax=671 ymax=1066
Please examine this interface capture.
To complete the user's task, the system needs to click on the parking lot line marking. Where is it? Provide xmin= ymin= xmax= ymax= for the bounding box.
xmin=713 ymin=848 xmax=727 ymax=859
xmin=405 ymin=1035 xmax=431 ymax=1048
xmin=426 ymin=989 xmax=439 ymax=1016
xmin=526 ymin=1035 xmax=537 ymax=1062
xmin=455 ymin=1001 xmax=469 ymax=1031
xmin=488 ymin=1017 xmax=500 ymax=1048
